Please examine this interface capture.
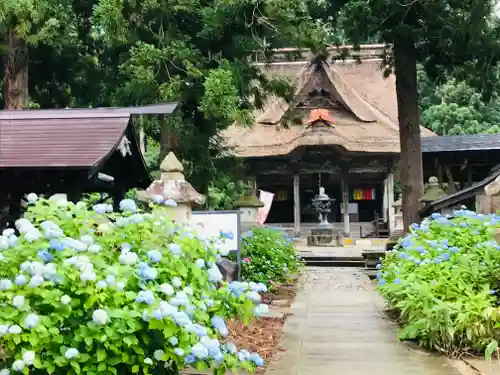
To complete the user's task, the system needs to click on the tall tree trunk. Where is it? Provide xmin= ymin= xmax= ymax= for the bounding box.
xmin=159 ymin=115 xmax=180 ymax=161
xmin=394 ymin=35 xmax=424 ymax=232
xmin=3 ymin=29 xmax=29 ymax=109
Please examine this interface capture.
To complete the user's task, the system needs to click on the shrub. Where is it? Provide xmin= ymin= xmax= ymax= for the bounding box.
xmin=378 ymin=210 xmax=500 ymax=354
xmin=239 ymin=227 xmax=301 ymax=289
xmin=0 ymin=194 xmax=269 ymax=375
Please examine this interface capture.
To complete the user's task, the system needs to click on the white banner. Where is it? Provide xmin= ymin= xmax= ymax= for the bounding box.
xmin=257 ymin=190 xmax=274 ymax=224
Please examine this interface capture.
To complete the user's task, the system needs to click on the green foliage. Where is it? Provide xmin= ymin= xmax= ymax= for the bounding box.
xmin=206 ymin=177 xmax=249 ymax=211
xmin=377 ymin=210 xmax=500 ymax=354
xmin=0 ymin=195 xmax=269 ymax=375
xmin=239 ymin=227 xmax=301 ymax=289
xmin=89 ymin=0 xmax=325 ymax=190
xmin=419 ymin=72 xmax=500 ymax=135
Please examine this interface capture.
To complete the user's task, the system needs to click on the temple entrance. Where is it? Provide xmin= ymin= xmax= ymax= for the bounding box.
xmin=257 ymin=174 xmax=384 ymax=225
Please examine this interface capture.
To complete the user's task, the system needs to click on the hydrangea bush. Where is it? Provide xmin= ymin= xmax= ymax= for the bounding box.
xmin=239 ymin=227 xmax=301 ymax=289
xmin=0 ymin=194 xmax=269 ymax=375
xmin=378 ymin=210 xmax=500 ymax=354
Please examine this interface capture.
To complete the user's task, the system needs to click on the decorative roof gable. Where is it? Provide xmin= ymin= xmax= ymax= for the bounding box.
xmin=222 ymin=48 xmax=435 ymax=157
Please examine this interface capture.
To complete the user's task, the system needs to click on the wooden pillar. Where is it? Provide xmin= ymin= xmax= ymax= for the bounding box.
xmin=341 ymin=179 xmax=350 ymax=236
xmin=293 ymin=174 xmax=300 ymax=237
xmin=467 ymin=164 xmax=473 ymax=188
xmin=382 ymin=177 xmax=388 ymax=222
xmin=387 ymin=173 xmax=396 ymax=234
xmin=112 ymin=189 xmax=126 ymax=212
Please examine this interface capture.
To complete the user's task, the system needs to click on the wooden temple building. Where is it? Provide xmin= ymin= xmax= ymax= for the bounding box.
xmin=224 ymin=45 xmax=500 ymax=237
xmin=223 ymin=45 xmax=437 ymax=237
xmin=0 ymin=104 xmax=176 ymax=227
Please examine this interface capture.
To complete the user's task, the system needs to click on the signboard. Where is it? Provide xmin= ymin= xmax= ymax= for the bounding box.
xmin=257 ymin=190 xmax=274 ymax=224
xmin=191 ymin=210 xmax=241 ymax=255
xmin=340 ymin=202 xmax=359 ymax=214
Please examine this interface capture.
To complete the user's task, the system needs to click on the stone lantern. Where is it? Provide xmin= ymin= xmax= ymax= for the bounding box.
xmin=420 ymin=176 xmax=449 ymax=215
xmin=137 ymin=152 xmax=205 ymax=222
xmin=233 ymin=194 xmax=264 ymax=229
xmin=392 ymin=198 xmax=404 ymax=232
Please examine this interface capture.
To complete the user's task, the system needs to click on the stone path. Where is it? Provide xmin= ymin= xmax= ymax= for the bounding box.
xmin=265 ymin=267 xmax=464 ymax=375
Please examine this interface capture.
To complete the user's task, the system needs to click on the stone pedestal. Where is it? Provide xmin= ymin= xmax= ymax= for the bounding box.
xmin=307 ymin=225 xmax=343 ymax=246
xmin=392 ymin=198 xmax=404 ymax=233
xmin=233 ymin=194 xmax=264 ymax=227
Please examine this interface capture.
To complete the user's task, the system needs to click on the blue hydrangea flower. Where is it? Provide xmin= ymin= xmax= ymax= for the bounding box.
xmin=137 ymin=266 xmax=158 ymax=281
xmin=0 ymin=279 xmax=12 ymax=290
xmin=0 ymin=325 xmax=8 ymax=336
xmin=61 ymin=295 xmax=71 ymax=305
xmin=173 ymin=311 xmax=191 ymax=326
xmin=92 ymin=309 xmax=109 ymax=325
xmin=237 ymin=349 xmax=250 ymax=361
xmin=119 ymin=199 xmax=137 ymax=213
xmin=246 ymin=291 xmax=261 ymax=303
xmin=195 ymin=259 xmax=205 ymax=268
xmin=25 ymin=314 xmax=40 ymax=328
xmin=152 ymin=195 xmax=164 ymax=204
xmin=36 ymin=250 xmax=54 ymax=263
xmin=118 ymin=251 xmax=138 ymax=265
xmin=12 ymin=296 xmax=25 ymax=309
xmin=26 ymin=193 xmax=38 ymax=204
xmin=14 ymin=275 xmax=28 ymax=286
xmin=159 ymin=283 xmax=174 ymax=295
xmin=250 ymin=353 xmax=264 ymax=366
xmin=8 ymin=325 xmax=22 ymax=334
xmin=11 ymin=360 xmax=25 ymax=372
xmin=210 ymin=316 xmax=228 ymax=337
xmin=153 ymin=350 xmax=164 ymax=361
xmin=22 ymin=351 xmax=35 ymax=365
xmin=169 ymin=337 xmax=179 ymax=346
xmin=65 ymin=348 xmax=79 ymax=359
xmin=170 ymin=291 xmax=189 ymax=306
xmin=174 ymin=348 xmax=185 ymax=357
xmin=168 ymin=243 xmax=182 ymax=256
xmin=96 ymin=281 xmax=107 ymax=288
xmin=172 ymin=277 xmax=182 ymax=288
xmin=224 ymin=342 xmax=237 ymax=354
xmin=148 ymin=250 xmax=162 ymax=263
xmin=88 ymin=244 xmax=102 ymax=253
xmin=49 ymin=239 xmax=65 ymax=251
xmin=191 ymin=343 xmax=209 ymax=360
xmin=184 ymin=354 xmax=196 ymax=364
xmin=207 ymin=266 xmax=223 ymax=283
xmin=136 ymin=290 xmax=155 ymax=305
xmin=93 ymin=204 xmax=107 ymax=215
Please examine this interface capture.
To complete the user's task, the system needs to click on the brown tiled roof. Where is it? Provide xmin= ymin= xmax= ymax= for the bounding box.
xmin=222 ymin=56 xmax=435 ymax=157
xmin=0 ymin=108 xmax=132 ymax=168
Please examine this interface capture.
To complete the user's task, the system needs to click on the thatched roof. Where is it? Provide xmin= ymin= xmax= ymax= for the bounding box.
xmin=222 ymin=51 xmax=435 ymax=158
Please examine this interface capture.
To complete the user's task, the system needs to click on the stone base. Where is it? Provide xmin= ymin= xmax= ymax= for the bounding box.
xmin=362 ymin=250 xmax=387 ymax=268
xmin=307 ymin=226 xmax=343 ymax=247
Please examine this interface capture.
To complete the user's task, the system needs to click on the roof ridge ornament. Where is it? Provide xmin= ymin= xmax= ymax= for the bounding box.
xmin=117 ymin=136 xmax=132 ymax=157
xmin=305 ymin=108 xmax=335 ymax=127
